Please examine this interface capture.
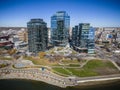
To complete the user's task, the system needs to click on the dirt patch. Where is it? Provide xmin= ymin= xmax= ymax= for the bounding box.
xmin=94 ymin=67 xmax=120 ymax=75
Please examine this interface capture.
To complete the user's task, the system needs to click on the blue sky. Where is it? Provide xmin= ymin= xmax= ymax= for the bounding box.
xmin=0 ymin=0 xmax=120 ymax=27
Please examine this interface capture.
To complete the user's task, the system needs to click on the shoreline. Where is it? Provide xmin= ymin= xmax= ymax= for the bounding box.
xmin=0 ymin=72 xmax=120 ymax=88
xmin=0 ymin=77 xmax=120 ymax=88
xmin=68 ymin=79 xmax=120 ymax=89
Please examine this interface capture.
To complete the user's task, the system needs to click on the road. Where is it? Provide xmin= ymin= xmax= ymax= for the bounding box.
xmin=95 ymin=45 xmax=120 ymax=65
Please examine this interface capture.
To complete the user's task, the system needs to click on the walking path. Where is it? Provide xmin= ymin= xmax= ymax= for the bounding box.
xmin=110 ymin=60 xmax=120 ymax=71
xmin=0 ymin=68 xmax=120 ymax=88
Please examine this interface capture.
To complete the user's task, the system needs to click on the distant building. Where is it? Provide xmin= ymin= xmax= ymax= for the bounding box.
xmin=72 ymin=23 xmax=95 ymax=53
xmin=0 ymin=27 xmax=27 ymax=36
xmin=11 ymin=35 xmax=20 ymax=43
xmin=27 ymin=19 xmax=48 ymax=53
xmin=14 ymin=41 xmax=28 ymax=52
xmin=95 ymin=27 xmax=120 ymax=43
xmin=17 ymin=28 xmax=28 ymax=42
xmin=0 ymin=35 xmax=14 ymax=49
xmin=116 ymin=31 xmax=120 ymax=43
xmin=51 ymin=11 xmax=70 ymax=46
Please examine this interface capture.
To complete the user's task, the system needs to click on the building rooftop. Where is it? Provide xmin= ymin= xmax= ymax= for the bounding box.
xmin=57 ymin=11 xmax=66 ymax=13
xmin=31 ymin=19 xmax=43 ymax=22
xmin=27 ymin=18 xmax=46 ymax=24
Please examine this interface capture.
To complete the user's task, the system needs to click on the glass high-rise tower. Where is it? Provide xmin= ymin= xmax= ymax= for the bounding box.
xmin=79 ymin=23 xmax=90 ymax=48
xmin=72 ymin=23 xmax=95 ymax=53
xmin=27 ymin=19 xmax=48 ymax=53
xmin=88 ymin=27 xmax=95 ymax=53
xmin=51 ymin=11 xmax=70 ymax=46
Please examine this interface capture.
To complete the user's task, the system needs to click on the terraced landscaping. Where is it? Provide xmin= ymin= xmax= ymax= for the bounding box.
xmin=24 ymin=55 xmax=120 ymax=77
xmin=52 ymin=60 xmax=120 ymax=77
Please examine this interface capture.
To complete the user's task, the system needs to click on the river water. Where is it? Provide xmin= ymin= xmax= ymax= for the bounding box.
xmin=0 ymin=79 xmax=120 ymax=90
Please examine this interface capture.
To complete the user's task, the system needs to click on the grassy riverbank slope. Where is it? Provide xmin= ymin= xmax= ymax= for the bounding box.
xmin=52 ymin=60 xmax=120 ymax=77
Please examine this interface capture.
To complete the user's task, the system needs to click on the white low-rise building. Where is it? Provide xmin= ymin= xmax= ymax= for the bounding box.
xmin=112 ymin=50 xmax=120 ymax=53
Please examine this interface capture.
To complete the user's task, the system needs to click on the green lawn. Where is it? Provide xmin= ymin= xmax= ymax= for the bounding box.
xmin=61 ymin=59 xmax=86 ymax=64
xmin=52 ymin=60 xmax=118 ymax=77
xmin=0 ymin=56 xmax=12 ymax=60
xmin=0 ymin=64 xmax=9 ymax=68
xmin=52 ymin=67 xmax=71 ymax=76
xmin=69 ymin=64 xmax=80 ymax=67
xmin=62 ymin=59 xmax=79 ymax=63
xmin=83 ymin=60 xmax=116 ymax=69
xmin=67 ymin=68 xmax=98 ymax=77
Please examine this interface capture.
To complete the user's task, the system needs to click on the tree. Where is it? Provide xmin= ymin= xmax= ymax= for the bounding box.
xmin=77 ymin=57 xmax=82 ymax=62
xmin=8 ymin=49 xmax=17 ymax=55
xmin=38 ymin=52 xmax=46 ymax=58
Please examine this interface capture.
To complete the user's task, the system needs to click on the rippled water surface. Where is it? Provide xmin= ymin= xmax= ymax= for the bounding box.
xmin=0 ymin=79 xmax=120 ymax=90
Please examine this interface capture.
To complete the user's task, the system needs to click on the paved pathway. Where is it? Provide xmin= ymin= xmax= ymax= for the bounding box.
xmin=0 ymin=68 xmax=120 ymax=88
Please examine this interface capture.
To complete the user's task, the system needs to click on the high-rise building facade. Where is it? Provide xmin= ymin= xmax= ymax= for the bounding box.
xmin=72 ymin=25 xmax=79 ymax=46
xmin=51 ymin=11 xmax=70 ymax=46
xmin=72 ymin=23 xmax=95 ymax=53
xmin=79 ymin=23 xmax=90 ymax=48
xmin=17 ymin=28 xmax=28 ymax=42
xmin=88 ymin=27 xmax=95 ymax=53
xmin=27 ymin=19 xmax=48 ymax=53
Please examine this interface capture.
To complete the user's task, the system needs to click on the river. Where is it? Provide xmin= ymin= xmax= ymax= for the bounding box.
xmin=0 ymin=79 xmax=120 ymax=90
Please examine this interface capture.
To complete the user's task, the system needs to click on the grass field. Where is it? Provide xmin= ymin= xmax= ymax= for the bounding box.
xmin=52 ymin=67 xmax=71 ymax=76
xmin=0 ymin=56 xmax=13 ymax=60
xmin=83 ymin=60 xmax=117 ymax=69
xmin=23 ymin=56 xmax=57 ymax=66
xmin=61 ymin=59 xmax=86 ymax=64
xmin=69 ymin=64 xmax=80 ymax=67
xmin=24 ymin=56 xmax=119 ymax=77
xmin=62 ymin=59 xmax=79 ymax=63
xmin=52 ymin=60 xmax=119 ymax=77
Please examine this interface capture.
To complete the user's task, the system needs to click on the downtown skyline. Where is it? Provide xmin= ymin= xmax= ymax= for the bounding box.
xmin=0 ymin=0 xmax=120 ymax=27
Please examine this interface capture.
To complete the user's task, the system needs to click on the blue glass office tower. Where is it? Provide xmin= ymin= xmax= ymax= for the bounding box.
xmin=88 ymin=27 xmax=95 ymax=53
xmin=72 ymin=23 xmax=95 ymax=53
xmin=27 ymin=19 xmax=48 ymax=53
xmin=79 ymin=23 xmax=90 ymax=48
xmin=72 ymin=26 xmax=79 ymax=46
xmin=51 ymin=11 xmax=70 ymax=46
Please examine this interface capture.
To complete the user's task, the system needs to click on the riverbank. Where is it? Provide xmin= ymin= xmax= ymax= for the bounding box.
xmin=72 ymin=79 xmax=120 ymax=88
xmin=67 ymin=80 xmax=120 ymax=90
xmin=0 ymin=79 xmax=120 ymax=90
xmin=0 ymin=69 xmax=120 ymax=88
xmin=0 ymin=69 xmax=67 ymax=88
xmin=0 ymin=78 xmax=120 ymax=89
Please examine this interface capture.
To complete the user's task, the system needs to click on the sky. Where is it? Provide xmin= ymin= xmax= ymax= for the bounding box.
xmin=0 ymin=0 xmax=120 ymax=27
